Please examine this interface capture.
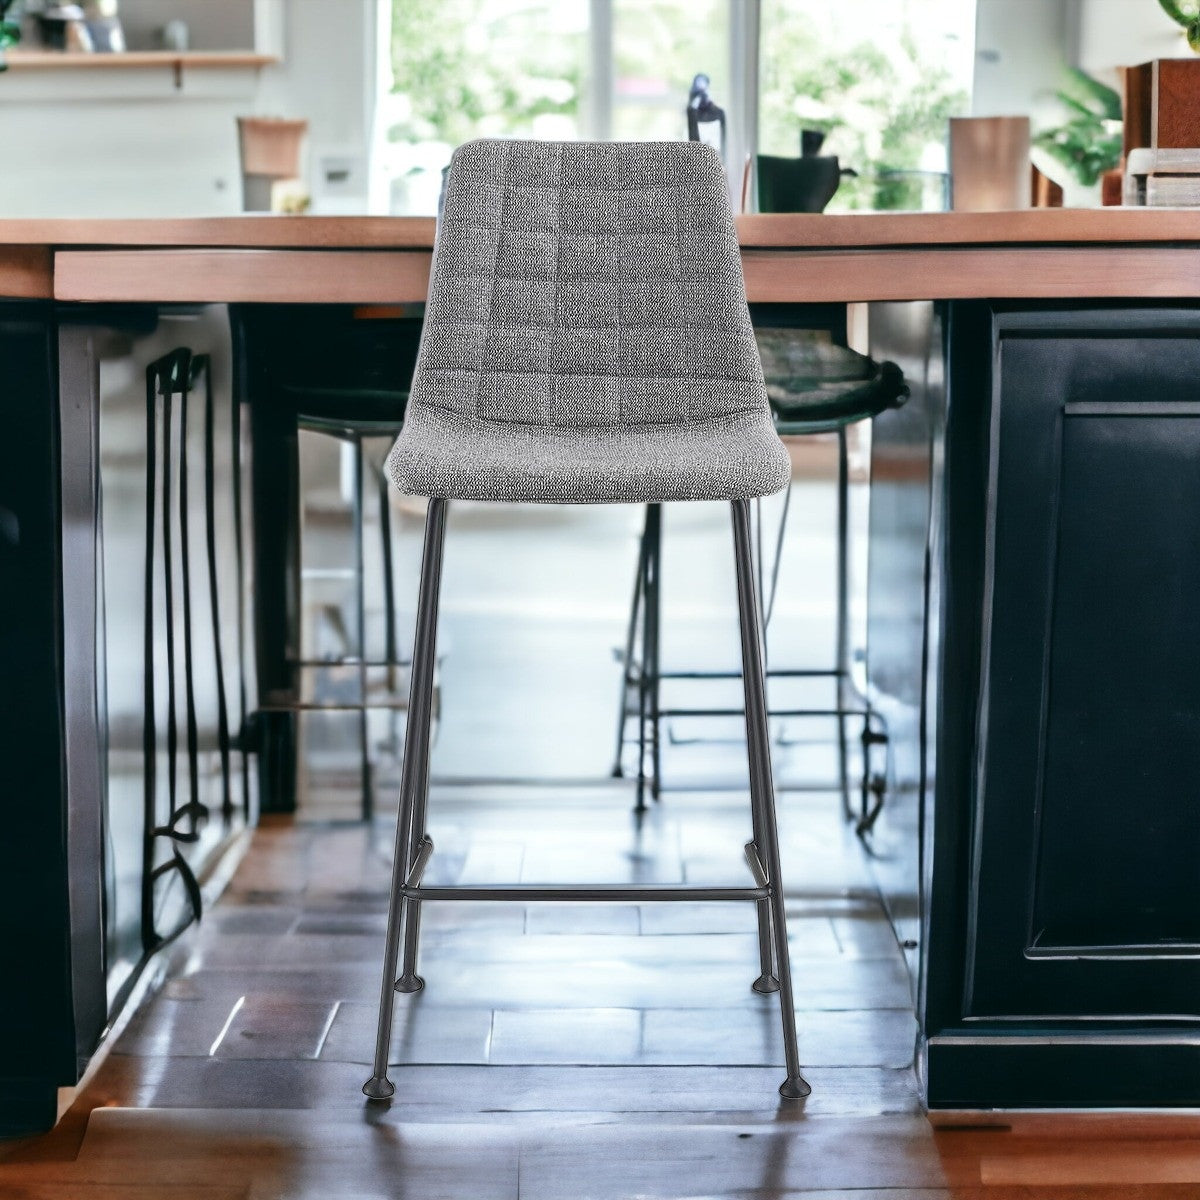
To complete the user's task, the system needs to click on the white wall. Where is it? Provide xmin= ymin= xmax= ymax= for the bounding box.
xmin=116 ymin=0 xmax=257 ymax=51
xmin=974 ymin=0 xmax=1193 ymax=118
xmin=0 ymin=67 xmax=255 ymax=217
xmin=970 ymin=0 xmax=1193 ymax=200
xmin=1076 ymin=0 xmax=1191 ymax=77
xmin=257 ymin=0 xmax=378 ymax=214
xmin=0 ymin=0 xmax=378 ymax=217
xmin=972 ymin=0 xmax=1076 ymax=128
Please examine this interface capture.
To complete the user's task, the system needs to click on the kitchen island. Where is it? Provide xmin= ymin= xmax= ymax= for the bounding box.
xmin=2 ymin=210 xmax=1199 ymax=1132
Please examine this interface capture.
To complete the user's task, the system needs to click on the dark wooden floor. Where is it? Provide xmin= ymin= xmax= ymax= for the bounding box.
xmin=3 ymin=785 xmax=1199 ymax=1198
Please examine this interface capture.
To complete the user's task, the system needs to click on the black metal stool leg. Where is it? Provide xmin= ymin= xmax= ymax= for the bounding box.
xmin=364 ymin=497 xmax=447 ymax=1102
xmin=396 ymin=498 xmax=448 ymax=991
xmin=646 ymin=503 xmax=663 ymax=802
xmin=612 ymin=507 xmax=651 ymax=779
xmin=731 ymin=498 xmax=810 ymax=1100
xmin=396 ymin=670 xmax=439 ymax=992
xmin=352 ymin=435 xmax=374 ymax=821
xmin=634 ymin=507 xmax=657 ymax=812
xmin=835 ymin=426 xmax=852 ymax=820
xmin=377 ymin=460 xmax=399 ymax=696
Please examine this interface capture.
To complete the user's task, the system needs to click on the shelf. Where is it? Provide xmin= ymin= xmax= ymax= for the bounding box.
xmin=4 ymin=50 xmax=277 ymax=70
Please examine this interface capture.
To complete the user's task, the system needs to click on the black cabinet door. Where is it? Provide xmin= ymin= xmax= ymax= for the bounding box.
xmin=0 ymin=304 xmax=74 ymax=1134
xmin=963 ymin=308 xmax=1200 ymax=1021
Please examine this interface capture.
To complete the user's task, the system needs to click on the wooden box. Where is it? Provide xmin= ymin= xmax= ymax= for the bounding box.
xmin=1123 ymin=58 xmax=1200 ymax=152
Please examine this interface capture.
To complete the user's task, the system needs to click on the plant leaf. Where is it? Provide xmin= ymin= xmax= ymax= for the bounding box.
xmin=1055 ymin=92 xmax=1100 ymax=120
xmin=1160 ymin=0 xmax=1195 ymax=28
xmin=1064 ymin=66 xmax=1121 ymax=119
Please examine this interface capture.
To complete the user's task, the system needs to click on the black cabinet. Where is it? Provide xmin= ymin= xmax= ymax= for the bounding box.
xmin=863 ymin=301 xmax=945 ymax=1002
xmin=0 ymin=304 xmax=74 ymax=1136
xmin=0 ymin=305 xmax=254 ymax=1136
xmin=926 ymin=305 xmax=1200 ymax=1107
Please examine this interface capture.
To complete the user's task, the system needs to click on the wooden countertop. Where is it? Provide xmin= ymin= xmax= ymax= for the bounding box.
xmin=0 ymin=208 xmax=1197 ymax=249
xmin=0 ymin=216 xmax=438 ymax=248
xmin=4 ymin=209 xmax=1200 ymax=247
xmin=4 ymin=210 xmax=1200 ymax=303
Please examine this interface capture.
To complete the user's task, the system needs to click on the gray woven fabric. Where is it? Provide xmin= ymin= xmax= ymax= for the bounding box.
xmin=387 ymin=138 xmax=791 ymax=504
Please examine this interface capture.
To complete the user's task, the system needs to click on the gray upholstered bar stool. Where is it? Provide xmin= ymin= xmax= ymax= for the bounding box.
xmin=363 ymin=137 xmax=810 ymax=1101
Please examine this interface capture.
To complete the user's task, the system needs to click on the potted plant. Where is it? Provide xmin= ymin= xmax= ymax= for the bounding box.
xmin=1033 ymin=67 xmax=1122 ymax=191
xmin=1159 ymin=0 xmax=1200 ymax=51
xmin=0 ymin=0 xmax=21 ymax=71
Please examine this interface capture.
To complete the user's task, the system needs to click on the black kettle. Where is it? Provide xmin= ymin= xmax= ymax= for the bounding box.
xmin=757 ymin=130 xmax=857 ymax=214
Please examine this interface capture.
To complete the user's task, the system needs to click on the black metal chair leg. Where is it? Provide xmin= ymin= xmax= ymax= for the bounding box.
xmin=352 ymin=436 xmax=374 ymax=821
xmin=377 ymin=460 xmax=399 ymax=696
xmin=635 ymin=512 xmax=653 ymax=813
xmin=395 ymin=498 xmax=448 ymax=990
xmin=612 ymin=507 xmax=651 ymax=779
xmin=177 ymin=366 xmax=204 ymax=838
xmin=731 ymin=498 xmax=810 ymax=1100
xmin=647 ymin=503 xmax=663 ymax=802
xmin=364 ymin=498 xmax=447 ymax=1102
xmin=835 ymin=426 xmax=853 ymax=820
xmin=201 ymin=359 xmax=234 ymax=823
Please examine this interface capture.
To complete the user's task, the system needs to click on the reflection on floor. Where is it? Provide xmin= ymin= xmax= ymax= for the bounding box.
xmin=298 ymin=471 xmax=871 ymax=817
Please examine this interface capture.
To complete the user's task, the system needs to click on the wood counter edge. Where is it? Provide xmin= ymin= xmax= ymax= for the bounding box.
xmin=53 ymin=249 xmax=433 ymax=304
xmin=3 ymin=209 xmax=1200 ymax=252
xmin=50 ymin=244 xmax=1200 ymax=304
xmin=0 ymin=246 xmax=54 ymax=299
xmin=736 ymin=209 xmax=1200 ymax=246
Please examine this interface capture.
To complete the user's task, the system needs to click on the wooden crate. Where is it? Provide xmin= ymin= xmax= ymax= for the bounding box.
xmin=1123 ymin=58 xmax=1200 ymax=151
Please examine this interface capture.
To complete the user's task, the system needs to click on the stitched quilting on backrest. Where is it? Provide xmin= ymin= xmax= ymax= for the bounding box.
xmin=411 ymin=139 xmax=766 ymax=430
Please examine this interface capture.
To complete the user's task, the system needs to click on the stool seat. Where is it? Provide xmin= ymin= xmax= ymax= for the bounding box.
xmin=279 ymin=384 xmax=408 ymax=430
xmin=386 ymin=137 xmax=790 ymax=507
xmin=755 ymin=328 xmax=909 ymax=433
xmin=389 ymin=402 xmax=789 ymax=504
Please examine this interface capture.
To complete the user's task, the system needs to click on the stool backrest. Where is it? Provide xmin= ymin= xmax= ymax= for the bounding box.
xmin=409 ymin=138 xmax=767 ymax=432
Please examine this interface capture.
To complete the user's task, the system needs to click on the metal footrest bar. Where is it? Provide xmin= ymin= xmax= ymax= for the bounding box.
xmin=658 ymin=705 xmax=870 ymax=719
xmin=654 ymin=667 xmax=848 ymax=681
xmin=401 ymin=883 xmax=768 ymax=902
xmin=257 ymin=699 xmax=411 ymax=713
xmin=617 ymin=667 xmax=848 ymax=701
xmin=292 ymin=657 xmax=414 ymax=669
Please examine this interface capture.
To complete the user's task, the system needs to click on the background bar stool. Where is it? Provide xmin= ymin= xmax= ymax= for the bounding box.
xmin=256 ymin=395 xmax=410 ymax=821
xmin=235 ymin=305 xmax=422 ymax=818
xmin=613 ymin=332 xmax=907 ymax=828
xmin=363 ymin=137 xmax=810 ymax=1101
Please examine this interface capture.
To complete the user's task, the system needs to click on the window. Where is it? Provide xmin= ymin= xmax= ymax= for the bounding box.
xmin=380 ymin=0 xmax=589 ymax=214
xmin=609 ymin=0 xmax=730 ymax=142
xmin=758 ymin=0 xmax=973 ymax=210
xmin=378 ymin=0 xmax=974 ymax=214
